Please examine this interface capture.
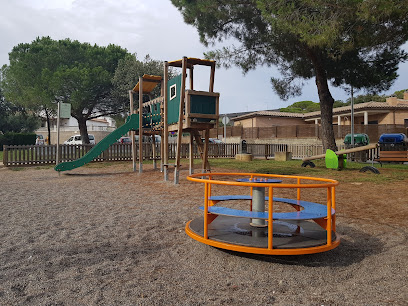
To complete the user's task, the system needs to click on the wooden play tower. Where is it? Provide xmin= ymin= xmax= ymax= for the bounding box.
xmin=55 ymin=56 xmax=219 ymax=179
xmin=128 ymin=57 xmax=220 ymax=184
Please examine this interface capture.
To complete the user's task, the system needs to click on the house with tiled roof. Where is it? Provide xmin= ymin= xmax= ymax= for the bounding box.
xmin=232 ymin=92 xmax=408 ymax=128
xmin=304 ymin=94 xmax=408 ymax=126
xmin=232 ymin=111 xmax=305 ymax=128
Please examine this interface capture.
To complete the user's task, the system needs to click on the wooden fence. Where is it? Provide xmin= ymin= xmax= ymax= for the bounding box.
xmin=3 ymin=142 xmax=378 ymax=167
xmin=210 ymin=124 xmax=408 ymax=142
xmin=3 ymin=143 xmax=293 ymax=167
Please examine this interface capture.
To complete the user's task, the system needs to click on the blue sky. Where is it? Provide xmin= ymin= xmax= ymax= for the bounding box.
xmin=1 ymin=0 xmax=407 ymax=114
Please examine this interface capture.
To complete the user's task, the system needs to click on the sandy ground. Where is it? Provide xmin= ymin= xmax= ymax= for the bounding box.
xmin=0 ymin=163 xmax=407 ymax=305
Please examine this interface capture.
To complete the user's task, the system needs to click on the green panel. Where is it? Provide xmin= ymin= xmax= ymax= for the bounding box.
xmin=151 ymin=102 xmax=161 ymax=127
xmin=59 ymin=102 xmax=71 ymax=119
xmin=190 ymin=94 xmax=216 ymax=122
xmin=325 ymin=149 xmax=338 ymax=169
xmin=167 ymin=74 xmax=182 ymax=125
xmin=54 ymin=114 xmax=139 ymax=172
xmin=141 ymin=101 xmax=162 ymax=129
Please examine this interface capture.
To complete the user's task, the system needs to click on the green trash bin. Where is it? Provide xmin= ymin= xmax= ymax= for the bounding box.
xmin=344 ymin=133 xmax=370 ymax=146
xmin=344 ymin=133 xmax=370 ymax=162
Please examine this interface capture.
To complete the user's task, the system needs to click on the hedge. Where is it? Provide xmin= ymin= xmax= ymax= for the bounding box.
xmin=0 ymin=133 xmax=36 ymax=151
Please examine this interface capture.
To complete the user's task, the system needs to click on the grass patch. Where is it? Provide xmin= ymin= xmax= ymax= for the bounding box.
xmin=3 ymin=155 xmax=408 ymax=185
xmin=206 ymin=158 xmax=408 ymax=184
xmin=34 ymin=165 xmax=55 ymax=170
xmin=10 ymin=167 xmax=25 ymax=171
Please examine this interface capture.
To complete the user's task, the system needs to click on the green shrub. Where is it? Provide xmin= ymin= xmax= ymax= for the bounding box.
xmin=0 ymin=132 xmax=36 ymax=150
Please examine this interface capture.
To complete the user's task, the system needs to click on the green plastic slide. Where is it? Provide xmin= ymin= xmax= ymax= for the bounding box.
xmin=55 ymin=114 xmax=139 ymax=172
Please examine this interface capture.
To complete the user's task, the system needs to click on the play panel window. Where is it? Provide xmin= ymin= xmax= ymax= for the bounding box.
xmin=170 ymin=84 xmax=177 ymax=100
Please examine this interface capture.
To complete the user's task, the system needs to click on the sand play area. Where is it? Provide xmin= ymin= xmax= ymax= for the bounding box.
xmin=0 ymin=163 xmax=407 ymax=305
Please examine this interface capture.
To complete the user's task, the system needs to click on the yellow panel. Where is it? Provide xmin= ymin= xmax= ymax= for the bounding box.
xmin=132 ymin=74 xmax=162 ymax=93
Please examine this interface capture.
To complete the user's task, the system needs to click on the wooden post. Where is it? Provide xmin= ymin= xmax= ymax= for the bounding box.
xmin=209 ymin=62 xmax=215 ymax=93
xmin=163 ymin=62 xmax=169 ymax=181
xmin=193 ymin=130 xmax=205 ymax=161
xmin=189 ymin=67 xmax=194 ymax=90
xmin=203 ymin=128 xmax=210 ymax=173
xmin=174 ymin=56 xmax=187 ymax=184
xmin=152 ymin=134 xmax=156 ymax=170
xmin=139 ymin=77 xmax=143 ymax=173
xmin=129 ymin=90 xmax=137 ymax=172
xmin=160 ymin=80 xmax=164 ymax=173
xmin=189 ymin=132 xmax=194 ymax=175
xmin=3 ymin=145 xmax=8 ymax=166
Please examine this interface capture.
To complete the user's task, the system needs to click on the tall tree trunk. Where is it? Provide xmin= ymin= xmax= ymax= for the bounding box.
xmin=45 ymin=108 xmax=51 ymax=145
xmin=307 ymin=48 xmax=337 ymax=151
xmin=315 ymin=72 xmax=337 ymax=151
xmin=77 ymin=116 xmax=90 ymax=144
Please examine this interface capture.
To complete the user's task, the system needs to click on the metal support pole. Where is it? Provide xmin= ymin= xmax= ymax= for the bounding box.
xmin=250 ymin=186 xmax=266 ymax=227
xmin=56 ymin=101 xmax=60 ymax=166
xmin=351 ymin=86 xmax=355 ymax=147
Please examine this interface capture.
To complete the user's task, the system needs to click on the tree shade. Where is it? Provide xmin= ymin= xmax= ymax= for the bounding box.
xmin=172 ymin=0 xmax=408 ymax=150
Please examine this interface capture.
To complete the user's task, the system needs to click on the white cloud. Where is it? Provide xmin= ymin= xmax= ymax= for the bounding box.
xmin=1 ymin=0 xmax=407 ymax=113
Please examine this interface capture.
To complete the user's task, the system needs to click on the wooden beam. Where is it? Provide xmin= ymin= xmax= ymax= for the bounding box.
xmin=139 ymin=76 xmax=143 ymax=173
xmin=189 ymin=66 xmax=194 ymax=90
xmin=174 ymin=56 xmax=187 ymax=184
xmin=189 ymin=133 xmax=194 ymax=175
xmin=209 ymin=62 xmax=215 ymax=93
xmin=163 ymin=62 xmax=169 ymax=181
xmin=152 ymin=134 xmax=156 ymax=170
xmin=302 ymin=143 xmax=378 ymax=162
xmin=129 ymin=90 xmax=137 ymax=172
xmin=203 ymin=129 xmax=210 ymax=172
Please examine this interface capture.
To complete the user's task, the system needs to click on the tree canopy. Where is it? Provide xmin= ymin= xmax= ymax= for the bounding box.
xmin=172 ymin=0 xmax=408 ymax=149
xmin=279 ymin=100 xmax=320 ymax=113
xmin=2 ymin=37 xmax=128 ymax=143
xmin=0 ymin=81 xmax=40 ymax=133
xmin=111 ymin=54 xmax=176 ymax=127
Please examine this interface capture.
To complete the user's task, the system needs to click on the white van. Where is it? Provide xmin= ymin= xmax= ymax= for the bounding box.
xmin=64 ymin=134 xmax=96 ymax=145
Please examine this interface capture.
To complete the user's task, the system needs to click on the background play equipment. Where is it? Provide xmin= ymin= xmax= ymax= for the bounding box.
xmin=186 ymin=173 xmax=340 ymax=255
xmin=55 ymin=114 xmax=139 ymax=171
xmin=324 ymin=149 xmax=346 ymax=170
xmin=301 ymin=143 xmax=379 ymax=173
xmin=55 ymin=57 xmax=220 ymax=183
xmin=163 ymin=57 xmax=219 ymax=183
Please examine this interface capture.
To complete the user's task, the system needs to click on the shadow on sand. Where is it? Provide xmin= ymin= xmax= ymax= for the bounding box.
xmin=215 ymin=223 xmax=384 ymax=267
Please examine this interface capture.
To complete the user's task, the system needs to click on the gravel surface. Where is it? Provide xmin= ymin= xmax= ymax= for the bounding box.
xmin=0 ymin=163 xmax=407 ymax=305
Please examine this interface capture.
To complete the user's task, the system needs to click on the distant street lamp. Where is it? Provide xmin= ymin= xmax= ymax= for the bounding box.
xmin=56 ymin=102 xmax=71 ymax=166
xmin=222 ymin=116 xmax=230 ymax=143
xmin=351 ymin=86 xmax=355 ymax=147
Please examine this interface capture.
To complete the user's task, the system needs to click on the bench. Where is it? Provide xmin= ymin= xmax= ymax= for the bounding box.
xmin=374 ymin=151 xmax=408 ymax=165
xmin=200 ymin=196 xmax=334 ymax=220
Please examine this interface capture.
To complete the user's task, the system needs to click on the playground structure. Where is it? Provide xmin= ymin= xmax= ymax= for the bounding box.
xmin=55 ymin=57 xmax=219 ymax=184
xmin=186 ymin=173 xmax=340 ymax=255
xmin=301 ymin=143 xmax=380 ymax=173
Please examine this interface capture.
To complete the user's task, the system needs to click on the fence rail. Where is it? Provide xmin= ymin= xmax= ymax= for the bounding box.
xmin=2 ymin=142 xmax=378 ymax=167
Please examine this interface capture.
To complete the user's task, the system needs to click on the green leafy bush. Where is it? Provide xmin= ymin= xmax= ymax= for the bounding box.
xmin=0 ymin=132 xmax=36 ymax=150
